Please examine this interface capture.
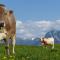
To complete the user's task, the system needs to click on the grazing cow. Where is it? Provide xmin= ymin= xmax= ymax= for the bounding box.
xmin=0 ymin=4 xmax=16 ymax=56
xmin=40 ymin=37 xmax=54 ymax=49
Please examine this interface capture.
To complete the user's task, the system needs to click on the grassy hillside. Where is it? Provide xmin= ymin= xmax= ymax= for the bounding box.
xmin=0 ymin=44 xmax=60 ymax=60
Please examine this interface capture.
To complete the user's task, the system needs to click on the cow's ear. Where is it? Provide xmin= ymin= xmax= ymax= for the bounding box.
xmin=9 ymin=10 xmax=13 ymax=14
xmin=0 ymin=7 xmax=4 ymax=14
xmin=9 ymin=10 xmax=13 ymax=16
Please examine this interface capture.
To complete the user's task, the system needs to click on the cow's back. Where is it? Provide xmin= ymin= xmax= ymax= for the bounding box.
xmin=44 ymin=38 xmax=54 ymax=44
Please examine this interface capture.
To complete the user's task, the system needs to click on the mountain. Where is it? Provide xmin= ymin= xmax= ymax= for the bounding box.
xmin=16 ymin=37 xmax=40 ymax=46
xmin=16 ymin=30 xmax=60 ymax=45
xmin=45 ymin=30 xmax=60 ymax=43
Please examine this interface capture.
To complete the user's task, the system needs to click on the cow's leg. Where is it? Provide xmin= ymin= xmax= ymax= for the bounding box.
xmin=11 ymin=35 xmax=15 ymax=54
xmin=52 ymin=44 xmax=54 ymax=49
xmin=12 ymin=39 xmax=15 ymax=54
xmin=4 ymin=39 xmax=10 ymax=56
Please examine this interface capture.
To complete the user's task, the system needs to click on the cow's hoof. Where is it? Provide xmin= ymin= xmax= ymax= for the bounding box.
xmin=2 ymin=56 xmax=7 ymax=59
xmin=10 ymin=55 xmax=13 ymax=58
xmin=10 ymin=55 xmax=15 ymax=58
xmin=13 ymin=51 xmax=15 ymax=55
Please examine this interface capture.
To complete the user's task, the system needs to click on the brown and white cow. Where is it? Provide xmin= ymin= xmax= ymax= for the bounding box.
xmin=0 ymin=4 xmax=16 ymax=56
xmin=40 ymin=37 xmax=54 ymax=49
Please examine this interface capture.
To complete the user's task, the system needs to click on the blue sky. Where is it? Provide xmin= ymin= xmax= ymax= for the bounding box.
xmin=0 ymin=0 xmax=60 ymax=21
xmin=0 ymin=0 xmax=60 ymax=39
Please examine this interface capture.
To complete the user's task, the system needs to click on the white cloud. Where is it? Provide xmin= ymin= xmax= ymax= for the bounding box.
xmin=16 ymin=20 xmax=35 ymax=39
xmin=16 ymin=20 xmax=60 ymax=39
xmin=16 ymin=20 xmax=24 ymax=29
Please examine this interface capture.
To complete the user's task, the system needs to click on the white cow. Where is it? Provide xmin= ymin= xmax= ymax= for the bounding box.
xmin=40 ymin=37 xmax=54 ymax=49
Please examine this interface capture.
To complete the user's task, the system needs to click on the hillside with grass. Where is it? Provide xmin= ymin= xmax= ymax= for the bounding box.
xmin=0 ymin=44 xmax=60 ymax=60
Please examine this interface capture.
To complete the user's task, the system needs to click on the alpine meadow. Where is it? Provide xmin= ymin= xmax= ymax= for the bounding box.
xmin=0 ymin=44 xmax=60 ymax=60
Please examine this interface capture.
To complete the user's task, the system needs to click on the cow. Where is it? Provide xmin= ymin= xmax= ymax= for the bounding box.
xmin=40 ymin=37 xmax=54 ymax=49
xmin=0 ymin=4 xmax=16 ymax=57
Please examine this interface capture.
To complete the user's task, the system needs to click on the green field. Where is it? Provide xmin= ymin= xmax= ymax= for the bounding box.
xmin=0 ymin=44 xmax=60 ymax=60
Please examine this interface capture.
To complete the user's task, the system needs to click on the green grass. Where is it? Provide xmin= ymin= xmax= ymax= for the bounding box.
xmin=0 ymin=44 xmax=60 ymax=60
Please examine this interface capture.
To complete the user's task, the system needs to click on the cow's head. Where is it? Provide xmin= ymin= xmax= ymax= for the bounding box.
xmin=40 ymin=37 xmax=44 ymax=42
xmin=0 ymin=4 xmax=13 ymax=32
xmin=40 ymin=37 xmax=45 ymax=45
xmin=0 ymin=4 xmax=6 ymax=32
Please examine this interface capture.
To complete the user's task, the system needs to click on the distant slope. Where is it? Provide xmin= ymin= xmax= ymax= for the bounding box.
xmin=45 ymin=30 xmax=60 ymax=43
xmin=16 ymin=38 xmax=40 ymax=45
xmin=16 ymin=30 xmax=60 ymax=45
